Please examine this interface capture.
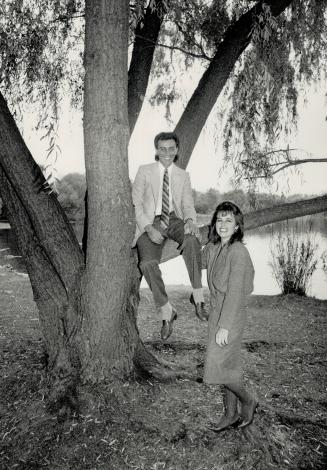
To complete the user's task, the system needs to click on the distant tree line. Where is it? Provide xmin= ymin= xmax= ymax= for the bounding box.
xmin=0 ymin=173 xmax=316 ymax=222
xmin=192 ymin=188 xmax=312 ymax=215
xmin=55 ymin=173 xmax=86 ymax=222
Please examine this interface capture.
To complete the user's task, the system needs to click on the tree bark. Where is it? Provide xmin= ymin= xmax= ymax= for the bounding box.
xmin=0 ymin=93 xmax=84 ymax=409
xmin=0 ymin=92 xmax=84 ymax=290
xmin=0 ymin=168 xmax=79 ymax=367
xmin=82 ymin=0 xmax=139 ymax=381
xmin=174 ymin=0 xmax=293 ymax=168
xmin=244 ymin=194 xmax=327 ymax=230
xmin=128 ymin=0 xmax=166 ymax=134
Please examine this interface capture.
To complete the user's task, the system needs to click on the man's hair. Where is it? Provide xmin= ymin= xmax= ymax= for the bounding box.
xmin=209 ymin=201 xmax=244 ymax=245
xmin=154 ymin=132 xmax=179 ymax=149
xmin=154 ymin=132 xmax=180 ymax=162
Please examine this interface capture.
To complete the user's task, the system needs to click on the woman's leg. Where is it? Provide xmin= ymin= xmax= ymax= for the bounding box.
xmin=225 ymin=382 xmax=258 ymax=428
xmin=209 ymin=386 xmax=240 ymax=432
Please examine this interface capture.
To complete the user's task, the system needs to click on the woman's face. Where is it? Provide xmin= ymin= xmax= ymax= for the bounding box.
xmin=215 ymin=211 xmax=238 ymax=244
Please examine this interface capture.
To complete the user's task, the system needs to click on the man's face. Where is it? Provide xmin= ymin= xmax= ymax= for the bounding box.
xmin=156 ymin=139 xmax=178 ymax=168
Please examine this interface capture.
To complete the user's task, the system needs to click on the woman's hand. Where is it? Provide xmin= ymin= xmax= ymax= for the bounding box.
xmin=215 ymin=328 xmax=229 ymax=347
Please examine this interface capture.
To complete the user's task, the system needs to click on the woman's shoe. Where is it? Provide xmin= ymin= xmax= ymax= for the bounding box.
xmin=208 ymin=413 xmax=240 ymax=433
xmin=238 ymin=398 xmax=258 ymax=429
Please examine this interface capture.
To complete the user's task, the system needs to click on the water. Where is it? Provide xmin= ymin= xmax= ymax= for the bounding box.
xmin=1 ymin=215 xmax=327 ymax=299
xmin=144 ymin=215 xmax=327 ymax=299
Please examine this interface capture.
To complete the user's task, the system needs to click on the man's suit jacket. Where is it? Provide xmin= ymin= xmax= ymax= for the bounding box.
xmin=132 ymin=162 xmax=196 ymax=246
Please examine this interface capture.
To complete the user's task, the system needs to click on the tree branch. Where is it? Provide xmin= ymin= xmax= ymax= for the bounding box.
xmin=174 ymin=18 xmax=212 ymax=60
xmin=54 ymin=13 xmax=85 ymax=22
xmin=270 ymin=158 xmax=327 ymax=175
xmin=245 ymin=194 xmax=327 ymax=230
xmin=128 ymin=1 xmax=166 ymax=134
xmin=160 ymin=194 xmax=327 ymax=263
xmin=134 ymin=35 xmax=210 ymax=60
xmin=174 ymin=0 xmax=293 ymax=169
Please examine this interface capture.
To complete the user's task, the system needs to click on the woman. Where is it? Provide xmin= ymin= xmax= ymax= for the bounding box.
xmin=202 ymin=201 xmax=257 ymax=431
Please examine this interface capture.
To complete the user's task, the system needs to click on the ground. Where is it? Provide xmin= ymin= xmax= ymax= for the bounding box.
xmin=0 ymin=266 xmax=326 ymax=470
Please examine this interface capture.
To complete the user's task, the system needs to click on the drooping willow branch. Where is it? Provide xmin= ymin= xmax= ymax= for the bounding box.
xmin=241 ymin=148 xmax=327 ymax=179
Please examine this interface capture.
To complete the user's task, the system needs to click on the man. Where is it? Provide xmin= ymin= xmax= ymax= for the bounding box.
xmin=132 ymin=131 xmax=207 ymax=340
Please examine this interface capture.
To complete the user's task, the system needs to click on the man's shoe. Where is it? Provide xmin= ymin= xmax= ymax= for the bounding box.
xmin=208 ymin=413 xmax=241 ymax=433
xmin=238 ymin=398 xmax=258 ymax=429
xmin=190 ymin=294 xmax=208 ymax=321
xmin=160 ymin=310 xmax=178 ymax=341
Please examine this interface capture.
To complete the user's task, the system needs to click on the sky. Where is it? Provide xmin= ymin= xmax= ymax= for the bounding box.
xmin=23 ymin=78 xmax=326 ymax=196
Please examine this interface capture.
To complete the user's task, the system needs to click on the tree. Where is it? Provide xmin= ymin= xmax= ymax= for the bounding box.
xmin=0 ymin=0 xmax=327 ymax=409
xmin=56 ymin=173 xmax=86 ymax=220
xmin=193 ymin=188 xmax=221 ymax=214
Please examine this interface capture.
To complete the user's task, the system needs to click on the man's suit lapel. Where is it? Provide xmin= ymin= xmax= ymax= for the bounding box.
xmin=171 ymin=165 xmax=183 ymax=202
xmin=150 ymin=163 xmax=160 ymax=204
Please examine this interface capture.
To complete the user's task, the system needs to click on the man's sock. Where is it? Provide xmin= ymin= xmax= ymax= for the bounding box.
xmin=192 ymin=287 xmax=204 ymax=304
xmin=161 ymin=301 xmax=173 ymax=321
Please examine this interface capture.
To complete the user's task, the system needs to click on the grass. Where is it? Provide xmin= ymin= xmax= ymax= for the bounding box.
xmin=0 ymin=267 xmax=326 ymax=470
xmin=270 ymin=221 xmax=318 ymax=296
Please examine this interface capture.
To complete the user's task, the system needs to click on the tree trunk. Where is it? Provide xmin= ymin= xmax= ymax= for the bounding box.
xmin=0 ymin=0 xmax=167 ymax=393
xmin=175 ymin=0 xmax=293 ymax=168
xmin=0 ymin=93 xmax=84 ymax=409
xmin=0 ymin=86 xmax=158 ymax=396
xmin=81 ymin=0 xmax=139 ymax=381
xmin=0 ymin=91 xmax=84 ymax=352
xmin=0 ymin=93 xmax=84 ymax=289
xmin=128 ymin=0 xmax=166 ymax=134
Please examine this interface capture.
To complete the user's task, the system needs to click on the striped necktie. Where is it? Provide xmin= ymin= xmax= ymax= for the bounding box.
xmin=160 ymin=169 xmax=170 ymax=229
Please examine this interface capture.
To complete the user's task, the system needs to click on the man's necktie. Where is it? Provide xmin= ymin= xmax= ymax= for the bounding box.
xmin=160 ymin=169 xmax=170 ymax=229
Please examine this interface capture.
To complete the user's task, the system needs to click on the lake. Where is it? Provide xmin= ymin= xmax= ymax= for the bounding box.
xmin=1 ymin=214 xmax=327 ymax=299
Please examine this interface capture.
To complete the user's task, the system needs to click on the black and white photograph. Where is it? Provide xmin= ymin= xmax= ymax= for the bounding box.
xmin=0 ymin=1 xmax=326 ymax=469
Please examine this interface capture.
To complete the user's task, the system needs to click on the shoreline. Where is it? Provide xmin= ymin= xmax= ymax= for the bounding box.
xmin=1 ymin=264 xmax=326 ymax=301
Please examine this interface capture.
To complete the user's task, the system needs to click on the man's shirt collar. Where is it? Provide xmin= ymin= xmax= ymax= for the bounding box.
xmin=158 ymin=161 xmax=174 ymax=175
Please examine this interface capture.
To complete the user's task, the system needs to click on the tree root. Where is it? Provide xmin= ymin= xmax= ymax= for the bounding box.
xmin=133 ymin=339 xmax=197 ymax=381
xmin=259 ymin=404 xmax=327 ymax=430
xmin=46 ymin=348 xmax=80 ymax=419
xmin=146 ymin=340 xmax=206 ymax=352
xmin=275 ymin=410 xmax=327 ymax=430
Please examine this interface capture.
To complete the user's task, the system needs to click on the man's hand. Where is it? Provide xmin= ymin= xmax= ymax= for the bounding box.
xmin=145 ymin=225 xmax=164 ymax=245
xmin=184 ymin=219 xmax=199 ymax=237
xmin=215 ymin=328 xmax=229 ymax=347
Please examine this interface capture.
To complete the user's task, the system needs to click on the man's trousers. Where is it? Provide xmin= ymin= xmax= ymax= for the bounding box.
xmin=136 ymin=212 xmax=202 ymax=309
